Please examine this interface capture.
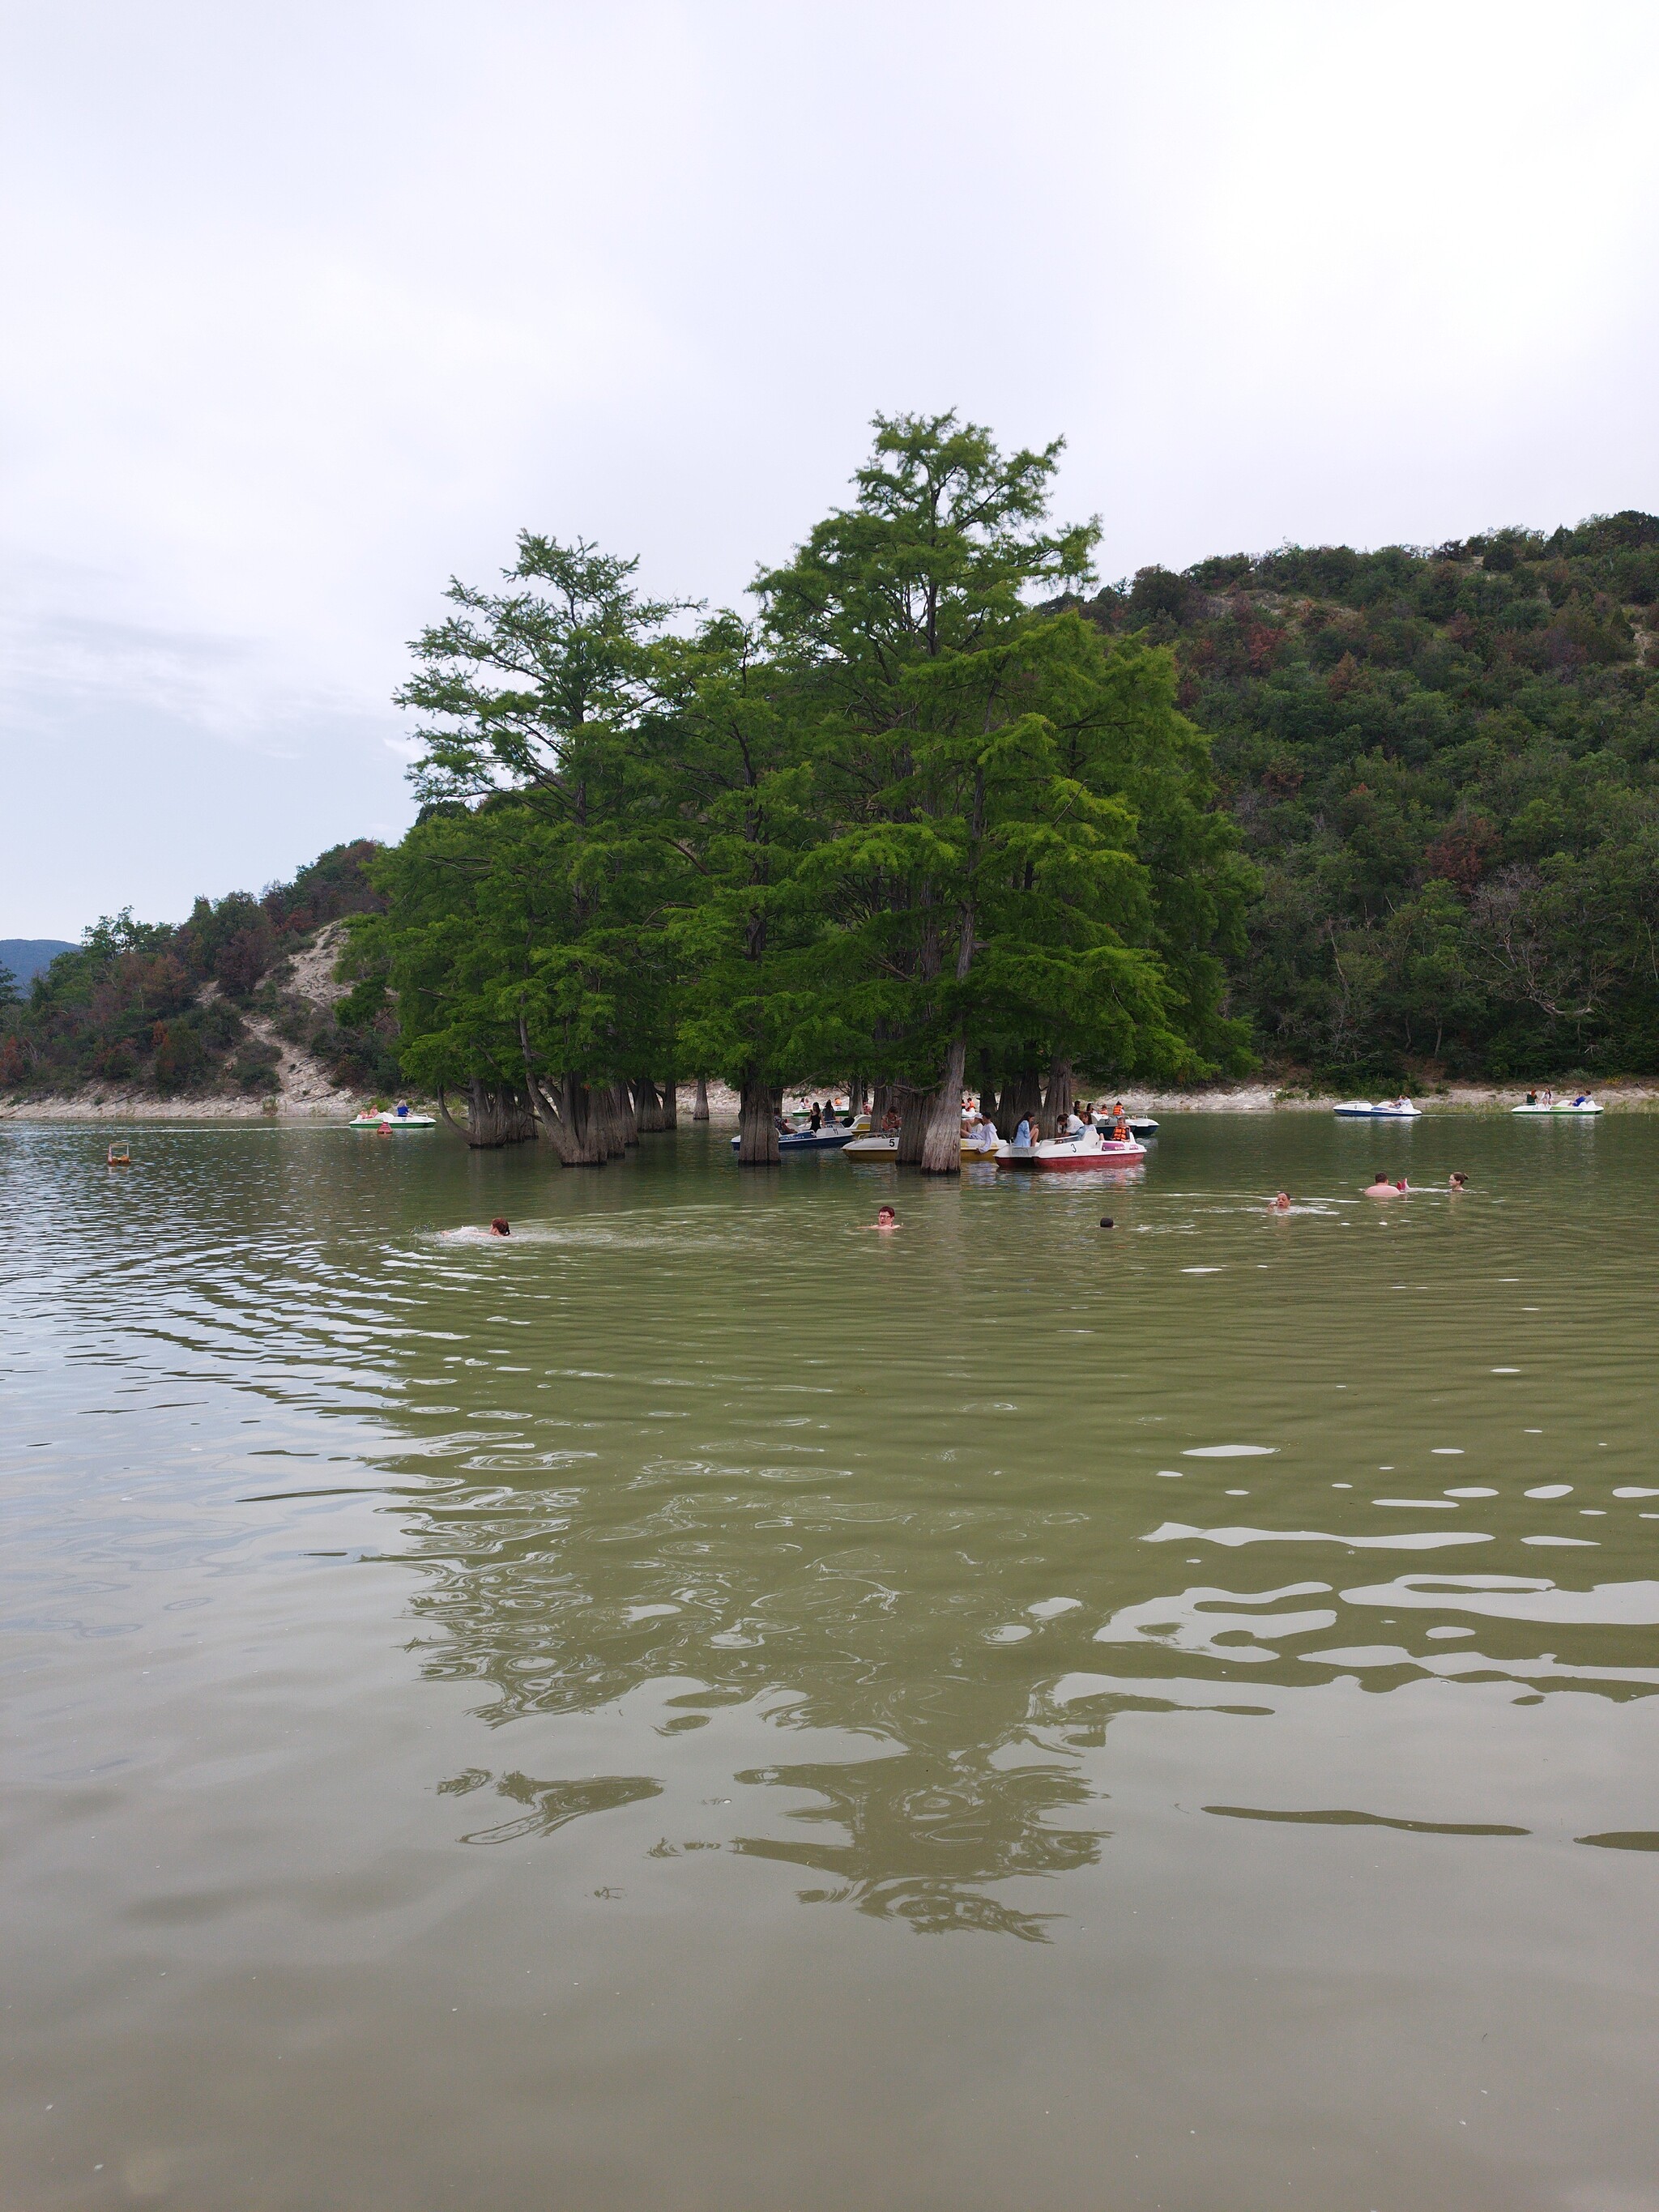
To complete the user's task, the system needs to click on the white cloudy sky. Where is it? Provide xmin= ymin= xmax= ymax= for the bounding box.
xmin=2 ymin=0 xmax=1656 ymax=936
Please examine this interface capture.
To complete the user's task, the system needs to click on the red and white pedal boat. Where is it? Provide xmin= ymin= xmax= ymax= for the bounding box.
xmin=996 ymin=1130 xmax=1147 ymax=1170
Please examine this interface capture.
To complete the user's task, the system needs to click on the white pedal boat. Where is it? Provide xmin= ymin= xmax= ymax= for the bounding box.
xmin=350 ymin=1110 xmax=437 ymax=1128
xmin=1512 ymin=1097 xmax=1601 ymax=1115
xmin=841 ymin=1132 xmax=1004 ymax=1158
xmin=1333 ymin=1099 xmax=1422 ymax=1119
xmin=996 ymin=1132 xmax=1147 ymax=1170
xmin=730 ymin=1124 xmax=857 ymax=1151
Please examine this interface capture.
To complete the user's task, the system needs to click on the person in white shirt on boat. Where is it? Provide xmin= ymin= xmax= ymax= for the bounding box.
xmin=1063 ymin=1109 xmax=1085 ymax=1136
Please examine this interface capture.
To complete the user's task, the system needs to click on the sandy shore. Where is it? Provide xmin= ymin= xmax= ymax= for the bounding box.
xmin=10 ymin=1078 xmax=1655 ymax=1122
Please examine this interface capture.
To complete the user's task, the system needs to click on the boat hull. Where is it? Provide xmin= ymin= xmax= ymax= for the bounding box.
xmin=1512 ymin=1103 xmax=1601 ymax=1115
xmin=1333 ymin=1103 xmax=1421 ymax=1119
xmin=350 ymin=1115 xmax=436 ymax=1128
xmin=730 ymin=1127 xmax=857 ymax=1151
xmin=839 ymin=1136 xmax=1004 ymax=1159
xmin=997 ymin=1138 xmax=1147 ymax=1169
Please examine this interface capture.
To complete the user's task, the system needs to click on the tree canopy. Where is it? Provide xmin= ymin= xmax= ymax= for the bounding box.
xmin=350 ymin=412 xmax=1255 ymax=1166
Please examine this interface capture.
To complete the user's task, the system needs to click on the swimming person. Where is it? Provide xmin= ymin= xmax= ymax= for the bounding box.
xmin=865 ymin=1206 xmax=899 ymax=1233
xmin=1448 ymin=1171 xmax=1468 ymax=1191
xmin=1098 ymin=1217 xmax=1114 ymax=1230
xmin=1271 ymin=1191 xmax=1292 ymax=1212
xmin=1363 ymin=1172 xmax=1397 ymax=1198
xmin=488 ymin=1217 xmax=511 ymax=1237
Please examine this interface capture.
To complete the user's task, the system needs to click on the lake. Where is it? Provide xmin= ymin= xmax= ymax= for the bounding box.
xmin=4 ymin=1113 xmax=1658 ymax=2210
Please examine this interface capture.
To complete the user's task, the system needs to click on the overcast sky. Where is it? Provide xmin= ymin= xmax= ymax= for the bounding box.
xmin=2 ymin=0 xmax=1656 ymax=938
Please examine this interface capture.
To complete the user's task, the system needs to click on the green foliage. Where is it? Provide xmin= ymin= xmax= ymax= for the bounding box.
xmin=1077 ymin=509 xmax=1659 ymax=1078
xmin=2 ymin=847 xmax=394 ymax=1097
xmin=374 ymin=412 xmax=1254 ymax=1146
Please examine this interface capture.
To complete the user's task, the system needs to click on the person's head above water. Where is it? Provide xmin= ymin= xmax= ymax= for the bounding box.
xmin=1449 ymin=1171 xmax=1468 ymax=1189
xmin=876 ymin=1206 xmax=897 ymax=1225
xmin=1098 ymin=1217 xmax=1114 ymax=1229
xmin=489 ymin=1217 xmax=510 ymax=1236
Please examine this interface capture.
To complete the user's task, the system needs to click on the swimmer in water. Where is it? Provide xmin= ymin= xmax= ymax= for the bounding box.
xmin=864 ymin=1206 xmax=899 ymax=1232
xmin=1363 ymin=1172 xmax=1397 ymax=1198
xmin=488 ymin=1217 xmax=510 ymax=1237
xmin=1271 ymin=1191 xmax=1292 ymax=1212
xmin=1448 ymin=1171 xmax=1468 ymax=1191
xmin=1098 ymin=1217 xmax=1115 ymax=1229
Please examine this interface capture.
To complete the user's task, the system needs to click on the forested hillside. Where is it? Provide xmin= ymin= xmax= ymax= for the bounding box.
xmin=1076 ymin=512 xmax=1659 ymax=1080
xmin=0 ymin=843 xmax=398 ymax=1099
xmin=6 ymin=466 xmax=1656 ymax=1118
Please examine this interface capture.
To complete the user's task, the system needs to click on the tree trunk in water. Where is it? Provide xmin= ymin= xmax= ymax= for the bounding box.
xmin=870 ymin=1082 xmax=891 ymax=1132
xmin=896 ymin=1089 xmax=929 ymax=1166
xmin=594 ymin=1081 xmax=634 ymax=1155
xmin=463 ymin=1077 xmax=536 ymax=1147
xmin=1041 ymin=1057 xmax=1074 ymax=1140
xmin=660 ymin=1081 xmax=677 ymax=1129
xmin=920 ymin=1035 xmax=968 ymax=1174
xmin=692 ymin=1076 xmax=710 ymax=1122
xmin=631 ymin=1078 xmax=663 ymax=1134
xmin=546 ymin=1076 xmax=607 ymax=1165
xmin=737 ymin=1075 xmax=780 ymax=1165
xmin=519 ymin=1019 xmax=569 ymax=1165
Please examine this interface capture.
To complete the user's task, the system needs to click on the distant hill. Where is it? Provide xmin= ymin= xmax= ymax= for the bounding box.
xmin=1071 ymin=509 xmax=1659 ymax=1081
xmin=0 ymin=940 xmax=75 ymax=988
xmin=0 ymin=843 xmax=398 ymax=1101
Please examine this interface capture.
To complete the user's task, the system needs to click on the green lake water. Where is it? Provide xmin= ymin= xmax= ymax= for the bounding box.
xmin=4 ymin=1113 xmax=1658 ymax=2210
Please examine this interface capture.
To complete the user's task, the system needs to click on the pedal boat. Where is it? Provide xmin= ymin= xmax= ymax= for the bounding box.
xmin=731 ymin=1123 xmax=858 ymax=1151
xmin=1333 ymin=1099 xmax=1422 ymax=1119
xmin=1512 ymin=1097 xmax=1601 ymax=1115
xmin=996 ymin=1131 xmax=1148 ymax=1169
xmin=350 ymin=1110 xmax=437 ymax=1128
